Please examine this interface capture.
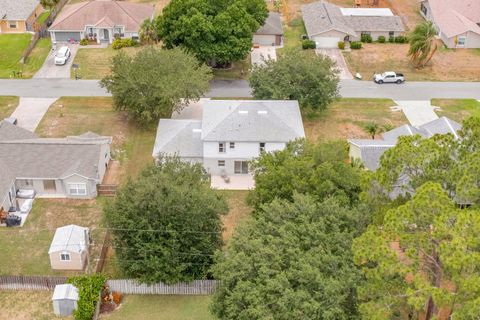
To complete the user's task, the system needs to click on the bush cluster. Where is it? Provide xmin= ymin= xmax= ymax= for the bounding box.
xmin=112 ymin=38 xmax=138 ymax=50
xmin=80 ymin=39 xmax=88 ymax=46
xmin=67 ymin=274 xmax=106 ymax=320
xmin=337 ymin=41 xmax=345 ymax=50
xmin=394 ymin=36 xmax=407 ymax=43
xmin=360 ymin=34 xmax=372 ymax=43
xmin=302 ymin=39 xmax=316 ymax=50
xmin=377 ymin=36 xmax=386 ymax=43
xmin=350 ymin=41 xmax=362 ymax=49
xmin=388 ymin=36 xmax=395 ymax=43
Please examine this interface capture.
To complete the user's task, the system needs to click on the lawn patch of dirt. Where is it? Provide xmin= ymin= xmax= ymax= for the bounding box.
xmin=0 ymin=291 xmax=65 ymax=320
xmin=0 ymin=96 xmax=19 ymax=119
xmin=218 ymin=191 xmax=251 ymax=242
xmin=432 ymin=99 xmax=480 ymax=123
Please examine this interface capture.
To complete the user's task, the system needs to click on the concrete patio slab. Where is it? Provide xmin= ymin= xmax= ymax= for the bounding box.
xmin=10 ymin=97 xmax=58 ymax=132
xmin=394 ymin=100 xmax=439 ymax=127
xmin=251 ymin=46 xmax=277 ymax=66
xmin=211 ymin=174 xmax=255 ymax=190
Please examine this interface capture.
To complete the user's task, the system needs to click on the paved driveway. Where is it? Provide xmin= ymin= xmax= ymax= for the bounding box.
xmin=316 ymin=48 xmax=353 ymax=80
xmin=33 ymin=44 xmax=79 ymax=79
xmin=394 ymin=100 xmax=439 ymax=126
xmin=251 ymin=46 xmax=277 ymax=66
xmin=10 ymin=97 xmax=58 ymax=131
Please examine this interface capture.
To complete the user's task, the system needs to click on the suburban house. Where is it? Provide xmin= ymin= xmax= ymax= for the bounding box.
xmin=153 ymin=100 xmax=305 ymax=179
xmin=301 ymin=0 xmax=404 ymax=48
xmin=48 ymin=0 xmax=155 ymax=43
xmin=420 ymin=0 xmax=480 ymax=48
xmin=49 ymin=225 xmax=90 ymax=270
xmin=0 ymin=0 xmax=44 ymax=33
xmin=0 ymin=121 xmax=112 ymax=213
xmin=253 ymin=12 xmax=283 ymax=46
xmin=348 ymin=116 xmax=462 ymax=171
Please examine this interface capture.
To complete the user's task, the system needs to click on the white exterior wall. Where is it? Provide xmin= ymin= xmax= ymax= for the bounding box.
xmin=441 ymin=31 xmax=480 ymax=49
xmin=253 ymin=34 xmax=276 ymax=46
xmin=62 ymin=175 xmax=97 ymax=199
xmin=348 ymin=143 xmax=362 ymax=161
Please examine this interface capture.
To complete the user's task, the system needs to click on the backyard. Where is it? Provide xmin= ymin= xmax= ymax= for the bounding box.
xmin=303 ymin=98 xmax=407 ymax=142
xmin=0 ymin=35 xmax=50 ymax=78
xmin=100 ymin=295 xmax=215 ymax=320
xmin=0 ymin=291 xmax=66 ymax=320
xmin=0 ymin=96 xmax=19 ymax=118
xmin=433 ymin=99 xmax=480 ymax=122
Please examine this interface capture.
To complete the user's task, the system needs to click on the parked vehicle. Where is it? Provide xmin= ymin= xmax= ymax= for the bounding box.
xmin=54 ymin=46 xmax=71 ymax=65
xmin=373 ymin=71 xmax=405 ymax=84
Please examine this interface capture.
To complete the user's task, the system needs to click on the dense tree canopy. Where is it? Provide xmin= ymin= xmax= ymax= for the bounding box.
xmin=156 ymin=0 xmax=268 ymax=66
xmin=212 ymin=194 xmax=363 ymax=320
xmin=249 ymin=139 xmax=362 ymax=209
xmin=249 ymin=49 xmax=339 ymax=111
xmin=353 ymin=183 xmax=480 ymax=319
xmin=100 ymin=46 xmax=211 ymax=124
xmin=104 ymin=158 xmax=228 ymax=284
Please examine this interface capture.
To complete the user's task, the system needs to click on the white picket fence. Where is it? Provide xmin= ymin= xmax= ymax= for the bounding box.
xmin=106 ymin=279 xmax=219 ymax=295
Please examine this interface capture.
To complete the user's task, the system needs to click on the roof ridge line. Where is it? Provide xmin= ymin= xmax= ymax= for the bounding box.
xmin=114 ymin=0 xmax=141 ymax=25
xmin=50 ymin=1 xmax=91 ymax=29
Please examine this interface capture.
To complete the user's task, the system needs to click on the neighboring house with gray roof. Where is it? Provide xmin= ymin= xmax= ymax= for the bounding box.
xmin=49 ymin=224 xmax=89 ymax=270
xmin=0 ymin=121 xmax=112 ymax=212
xmin=253 ymin=12 xmax=283 ymax=46
xmin=153 ymin=99 xmax=305 ymax=177
xmin=349 ymin=117 xmax=461 ymax=171
xmin=420 ymin=0 xmax=480 ymax=48
xmin=0 ymin=0 xmax=43 ymax=33
xmin=301 ymin=0 xmax=404 ymax=48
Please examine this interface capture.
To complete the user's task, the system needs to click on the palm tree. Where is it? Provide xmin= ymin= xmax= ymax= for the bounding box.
xmin=139 ymin=18 xmax=158 ymax=44
xmin=364 ymin=122 xmax=380 ymax=139
xmin=407 ymin=21 xmax=438 ymax=68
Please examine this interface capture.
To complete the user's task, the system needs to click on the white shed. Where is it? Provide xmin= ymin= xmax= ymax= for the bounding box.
xmin=52 ymin=284 xmax=79 ymax=316
xmin=49 ymin=225 xmax=90 ymax=270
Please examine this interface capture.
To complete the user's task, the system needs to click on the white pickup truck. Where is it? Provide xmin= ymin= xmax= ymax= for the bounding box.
xmin=373 ymin=71 xmax=405 ymax=84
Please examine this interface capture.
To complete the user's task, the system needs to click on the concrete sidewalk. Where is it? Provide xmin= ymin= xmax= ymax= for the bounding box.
xmin=394 ymin=100 xmax=439 ymax=126
xmin=10 ymin=97 xmax=58 ymax=131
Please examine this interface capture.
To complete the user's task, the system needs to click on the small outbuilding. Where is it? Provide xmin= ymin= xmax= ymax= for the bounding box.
xmin=253 ymin=12 xmax=283 ymax=46
xmin=52 ymin=284 xmax=79 ymax=316
xmin=49 ymin=224 xmax=90 ymax=270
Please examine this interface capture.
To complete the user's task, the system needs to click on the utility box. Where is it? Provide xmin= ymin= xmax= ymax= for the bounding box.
xmin=52 ymin=284 xmax=79 ymax=316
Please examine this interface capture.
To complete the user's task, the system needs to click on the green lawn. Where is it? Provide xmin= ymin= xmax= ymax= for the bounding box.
xmin=212 ymin=56 xmax=251 ymax=80
xmin=278 ymin=17 xmax=306 ymax=53
xmin=0 ymin=199 xmax=104 ymax=275
xmin=0 ymin=96 xmax=19 ymax=118
xmin=304 ymin=98 xmax=407 ymax=142
xmin=0 ymin=291 xmax=66 ymax=320
xmin=432 ymin=99 xmax=480 ymax=122
xmin=100 ymin=295 xmax=216 ymax=320
xmin=37 ymin=10 xmax=51 ymax=24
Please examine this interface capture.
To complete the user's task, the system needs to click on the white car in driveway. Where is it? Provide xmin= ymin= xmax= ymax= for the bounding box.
xmin=54 ymin=46 xmax=71 ymax=65
xmin=373 ymin=71 xmax=405 ymax=84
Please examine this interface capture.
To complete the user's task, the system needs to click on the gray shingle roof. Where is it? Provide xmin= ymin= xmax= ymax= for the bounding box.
xmin=0 ymin=0 xmax=40 ymax=20
xmin=0 ymin=121 xmax=37 ymax=140
xmin=152 ymin=119 xmax=203 ymax=159
xmin=256 ymin=12 xmax=283 ymax=35
xmin=49 ymin=225 xmax=89 ymax=254
xmin=301 ymin=0 xmax=404 ymax=37
xmin=201 ymin=100 xmax=305 ymax=142
xmin=0 ymin=159 xmax=15 ymax=208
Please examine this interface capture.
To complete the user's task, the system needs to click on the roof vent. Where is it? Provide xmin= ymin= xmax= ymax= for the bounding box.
xmin=192 ymin=129 xmax=202 ymax=133
xmin=238 ymin=110 xmax=249 ymax=114
xmin=257 ymin=110 xmax=268 ymax=114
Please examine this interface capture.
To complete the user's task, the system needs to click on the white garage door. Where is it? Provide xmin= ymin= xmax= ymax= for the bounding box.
xmin=253 ymin=34 xmax=276 ymax=46
xmin=314 ymin=37 xmax=340 ymax=48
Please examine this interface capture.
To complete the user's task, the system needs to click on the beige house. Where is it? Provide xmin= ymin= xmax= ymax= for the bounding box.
xmin=253 ymin=12 xmax=283 ymax=46
xmin=0 ymin=0 xmax=44 ymax=33
xmin=420 ymin=0 xmax=480 ymax=48
xmin=49 ymin=225 xmax=90 ymax=270
xmin=301 ymin=1 xmax=404 ymax=48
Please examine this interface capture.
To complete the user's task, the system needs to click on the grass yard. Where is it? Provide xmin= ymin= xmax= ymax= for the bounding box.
xmin=0 ymin=96 xmax=19 ymax=118
xmin=35 ymin=97 xmax=155 ymax=181
xmin=304 ymin=98 xmax=407 ymax=142
xmin=212 ymin=56 xmax=251 ymax=80
xmin=432 ymin=99 xmax=480 ymax=123
xmin=100 ymin=295 xmax=216 ymax=320
xmin=279 ymin=17 xmax=306 ymax=53
xmin=0 ymin=199 xmax=104 ymax=275
xmin=37 ymin=10 xmax=51 ymax=24
xmin=218 ymin=191 xmax=251 ymax=241
xmin=344 ymin=43 xmax=480 ymax=82
xmin=0 ymin=291 xmax=67 ymax=320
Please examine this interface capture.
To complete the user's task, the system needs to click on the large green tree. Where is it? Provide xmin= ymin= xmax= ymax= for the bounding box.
xmin=156 ymin=0 xmax=267 ymax=67
xmin=212 ymin=194 xmax=363 ymax=320
xmin=104 ymin=158 xmax=228 ymax=284
xmin=249 ymin=139 xmax=362 ymax=209
xmin=249 ymin=49 xmax=339 ymax=111
xmin=353 ymin=182 xmax=480 ymax=319
xmin=100 ymin=46 xmax=211 ymax=124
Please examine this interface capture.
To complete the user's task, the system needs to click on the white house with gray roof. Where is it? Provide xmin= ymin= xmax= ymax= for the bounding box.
xmin=153 ymin=100 xmax=305 ymax=179
xmin=301 ymin=0 xmax=404 ymax=48
xmin=253 ymin=12 xmax=283 ymax=46
xmin=0 ymin=121 xmax=112 ymax=213
xmin=349 ymin=117 xmax=461 ymax=171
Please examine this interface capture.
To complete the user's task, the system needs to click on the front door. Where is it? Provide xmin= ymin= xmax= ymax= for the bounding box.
xmin=103 ymin=29 xmax=109 ymax=42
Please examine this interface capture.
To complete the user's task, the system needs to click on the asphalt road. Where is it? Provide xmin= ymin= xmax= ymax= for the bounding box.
xmin=1 ymin=79 xmax=480 ymax=100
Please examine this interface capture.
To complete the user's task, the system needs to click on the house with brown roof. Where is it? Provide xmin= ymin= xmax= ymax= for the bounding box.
xmin=420 ymin=0 xmax=480 ymax=48
xmin=48 ymin=0 xmax=155 ymax=44
xmin=0 ymin=0 xmax=44 ymax=34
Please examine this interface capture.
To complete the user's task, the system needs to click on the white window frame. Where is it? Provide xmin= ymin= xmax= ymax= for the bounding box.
xmin=60 ymin=252 xmax=71 ymax=261
xmin=8 ymin=21 xmax=17 ymax=29
xmin=234 ymin=161 xmax=249 ymax=174
xmin=68 ymin=183 xmax=87 ymax=196
xmin=218 ymin=160 xmax=225 ymax=167
xmin=259 ymin=142 xmax=266 ymax=152
xmin=218 ymin=142 xmax=226 ymax=153
xmin=457 ymin=36 xmax=466 ymax=46
xmin=229 ymin=142 xmax=235 ymax=149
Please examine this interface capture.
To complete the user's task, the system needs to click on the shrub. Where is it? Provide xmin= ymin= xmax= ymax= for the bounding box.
xmin=388 ymin=36 xmax=395 ymax=43
xmin=338 ymin=41 xmax=345 ymax=50
xmin=302 ymin=39 xmax=316 ymax=50
xmin=80 ymin=38 xmax=88 ymax=46
xmin=68 ymin=274 xmax=106 ymax=320
xmin=112 ymin=292 xmax=122 ymax=305
xmin=350 ymin=41 xmax=362 ymax=49
xmin=395 ymin=36 xmax=407 ymax=43
xmin=112 ymin=38 xmax=138 ymax=50
xmin=361 ymin=34 xmax=372 ymax=43
xmin=378 ymin=36 xmax=386 ymax=43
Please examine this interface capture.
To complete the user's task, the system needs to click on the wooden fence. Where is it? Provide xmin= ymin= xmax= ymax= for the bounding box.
xmin=95 ymin=231 xmax=111 ymax=273
xmin=106 ymin=279 xmax=219 ymax=295
xmin=97 ymin=184 xmax=117 ymax=197
xmin=0 ymin=275 xmax=67 ymax=291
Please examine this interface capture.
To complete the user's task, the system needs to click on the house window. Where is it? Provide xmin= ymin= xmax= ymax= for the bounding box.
xmin=259 ymin=142 xmax=266 ymax=152
xmin=234 ymin=161 xmax=249 ymax=174
xmin=218 ymin=160 xmax=225 ymax=167
xmin=457 ymin=36 xmax=466 ymax=46
xmin=229 ymin=142 xmax=235 ymax=149
xmin=218 ymin=142 xmax=225 ymax=153
xmin=43 ymin=180 xmax=56 ymax=192
xmin=8 ymin=21 xmax=17 ymax=29
xmin=389 ymin=31 xmax=395 ymax=38
xmin=68 ymin=183 xmax=87 ymax=196
xmin=60 ymin=252 xmax=71 ymax=261
xmin=361 ymin=31 xmax=371 ymax=36
xmin=420 ymin=3 xmax=427 ymax=15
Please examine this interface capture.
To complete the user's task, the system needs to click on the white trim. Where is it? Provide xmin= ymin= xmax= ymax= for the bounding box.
xmin=60 ymin=252 xmax=71 ymax=261
xmin=67 ymin=183 xmax=87 ymax=196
